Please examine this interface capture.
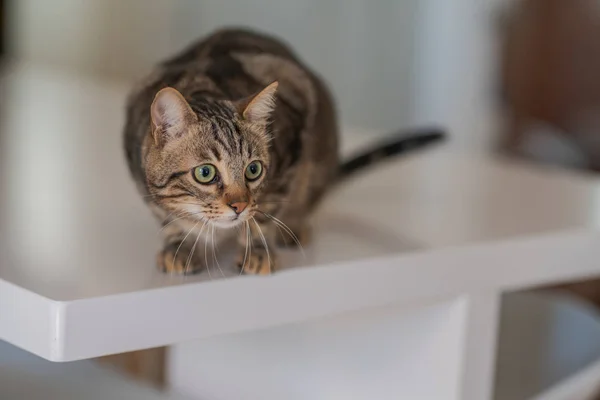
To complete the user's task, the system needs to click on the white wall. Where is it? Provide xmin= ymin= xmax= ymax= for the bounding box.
xmin=9 ymin=0 xmax=419 ymax=134
xmin=411 ymin=0 xmax=508 ymax=151
xmin=9 ymin=0 xmax=508 ymax=149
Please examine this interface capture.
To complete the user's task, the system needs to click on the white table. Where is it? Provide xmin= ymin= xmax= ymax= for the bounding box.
xmin=2 ymin=64 xmax=600 ymax=400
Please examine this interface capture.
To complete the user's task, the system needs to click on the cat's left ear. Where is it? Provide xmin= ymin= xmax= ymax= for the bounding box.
xmin=237 ymin=81 xmax=278 ymax=123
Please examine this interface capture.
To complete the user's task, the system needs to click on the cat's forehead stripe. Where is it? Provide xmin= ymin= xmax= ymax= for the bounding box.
xmin=209 ymin=121 xmax=230 ymax=152
xmin=194 ymin=101 xmax=241 ymax=155
xmin=210 ymin=146 xmax=222 ymax=161
xmin=216 ymin=117 xmax=241 ymax=154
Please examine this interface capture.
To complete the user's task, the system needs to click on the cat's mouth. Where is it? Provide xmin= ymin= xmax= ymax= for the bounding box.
xmin=211 ymin=213 xmax=251 ymax=228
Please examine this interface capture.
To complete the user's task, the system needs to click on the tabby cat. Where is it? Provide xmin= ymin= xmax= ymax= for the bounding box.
xmin=124 ymin=28 xmax=444 ymax=275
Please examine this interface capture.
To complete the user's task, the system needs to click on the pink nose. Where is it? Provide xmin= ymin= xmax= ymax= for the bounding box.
xmin=228 ymin=201 xmax=248 ymax=214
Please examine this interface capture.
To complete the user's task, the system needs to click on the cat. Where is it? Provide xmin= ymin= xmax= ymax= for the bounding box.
xmin=124 ymin=28 xmax=445 ymax=275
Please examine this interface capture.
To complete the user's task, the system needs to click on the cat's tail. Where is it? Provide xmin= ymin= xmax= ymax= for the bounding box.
xmin=337 ymin=128 xmax=447 ymax=180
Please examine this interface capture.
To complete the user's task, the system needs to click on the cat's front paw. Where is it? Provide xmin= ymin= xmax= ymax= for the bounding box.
xmin=157 ymin=242 xmax=202 ymax=275
xmin=236 ymin=248 xmax=277 ymax=275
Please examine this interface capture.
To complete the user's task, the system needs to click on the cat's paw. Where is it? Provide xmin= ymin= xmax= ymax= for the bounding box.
xmin=237 ymin=248 xmax=277 ymax=275
xmin=157 ymin=242 xmax=202 ymax=275
xmin=276 ymin=224 xmax=311 ymax=248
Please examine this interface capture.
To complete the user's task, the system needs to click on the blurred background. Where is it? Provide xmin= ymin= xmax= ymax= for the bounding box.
xmin=4 ymin=0 xmax=600 ymax=398
xmin=1 ymin=0 xmax=502 ymax=150
xmin=6 ymin=0 xmax=600 ymax=168
xmin=5 ymin=0 xmax=600 ymax=167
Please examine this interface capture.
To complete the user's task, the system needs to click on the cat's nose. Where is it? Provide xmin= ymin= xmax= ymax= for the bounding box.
xmin=228 ymin=201 xmax=248 ymax=214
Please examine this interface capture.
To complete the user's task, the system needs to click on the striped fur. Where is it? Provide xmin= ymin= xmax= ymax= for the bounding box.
xmin=123 ymin=28 xmax=445 ymax=275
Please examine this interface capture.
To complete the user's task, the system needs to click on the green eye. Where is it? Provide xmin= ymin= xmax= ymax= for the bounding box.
xmin=193 ymin=164 xmax=217 ymax=184
xmin=245 ymin=161 xmax=263 ymax=181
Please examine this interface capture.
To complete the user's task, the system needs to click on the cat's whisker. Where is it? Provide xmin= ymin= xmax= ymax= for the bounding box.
xmin=204 ymin=224 xmax=212 ymax=280
xmin=256 ymin=210 xmax=305 ymax=256
xmin=160 ymin=210 xmax=187 ymax=225
xmin=269 ymin=217 xmax=301 ymax=248
xmin=164 ymin=209 xmax=200 ymax=221
xmin=211 ymin=224 xmax=225 ymax=278
xmin=244 ymin=220 xmax=254 ymax=276
xmin=212 ymin=224 xmax=221 ymax=253
xmin=272 ymin=223 xmax=288 ymax=248
xmin=253 ymin=218 xmax=271 ymax=271
xmin=185 ymin=219 xmax=207 ymax=275
xmin=162 ymin=211 xmax=176 ymax=221
xmin=158 ymin=212 xmax=203 ymax=235
xmin=184 ymin=228 xmax=201 ymax=275
xmin=172 ymin=221 xmax=199 ymax=273
xmin=240 ymin=221 xmax=250 ymax=276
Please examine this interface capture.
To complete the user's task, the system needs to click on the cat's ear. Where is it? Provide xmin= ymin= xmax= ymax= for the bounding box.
xmin=237 ymin=81 xmax=278 ymax=123
xmin=150 ymin=87 xmax=196 ymax=145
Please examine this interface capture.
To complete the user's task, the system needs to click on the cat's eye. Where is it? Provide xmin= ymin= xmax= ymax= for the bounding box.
xmin=193 ymin=164 xmax=217 ymax=184
xmin=245 ymin=161 xmax=263 ymax=181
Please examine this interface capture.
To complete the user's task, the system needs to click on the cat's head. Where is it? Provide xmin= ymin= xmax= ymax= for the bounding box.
xmin=144 ymin=82 xmax=278 ymax=228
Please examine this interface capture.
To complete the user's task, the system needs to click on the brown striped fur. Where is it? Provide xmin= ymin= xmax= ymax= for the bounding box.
xmin=124 ymin=28 xmax=445 ymax=275
xmin=124 ymin=28 xmax=338 ymax=274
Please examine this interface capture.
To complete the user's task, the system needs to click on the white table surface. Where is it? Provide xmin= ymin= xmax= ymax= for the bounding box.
xmin=2 ymin=63 xmax=600 ymax=362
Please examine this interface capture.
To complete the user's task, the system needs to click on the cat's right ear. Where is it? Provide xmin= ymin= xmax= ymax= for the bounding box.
xmin=236 ymin=81 xmax=278 ymax=123
xmin=150 ymin=87 xmax=196 ymax=145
